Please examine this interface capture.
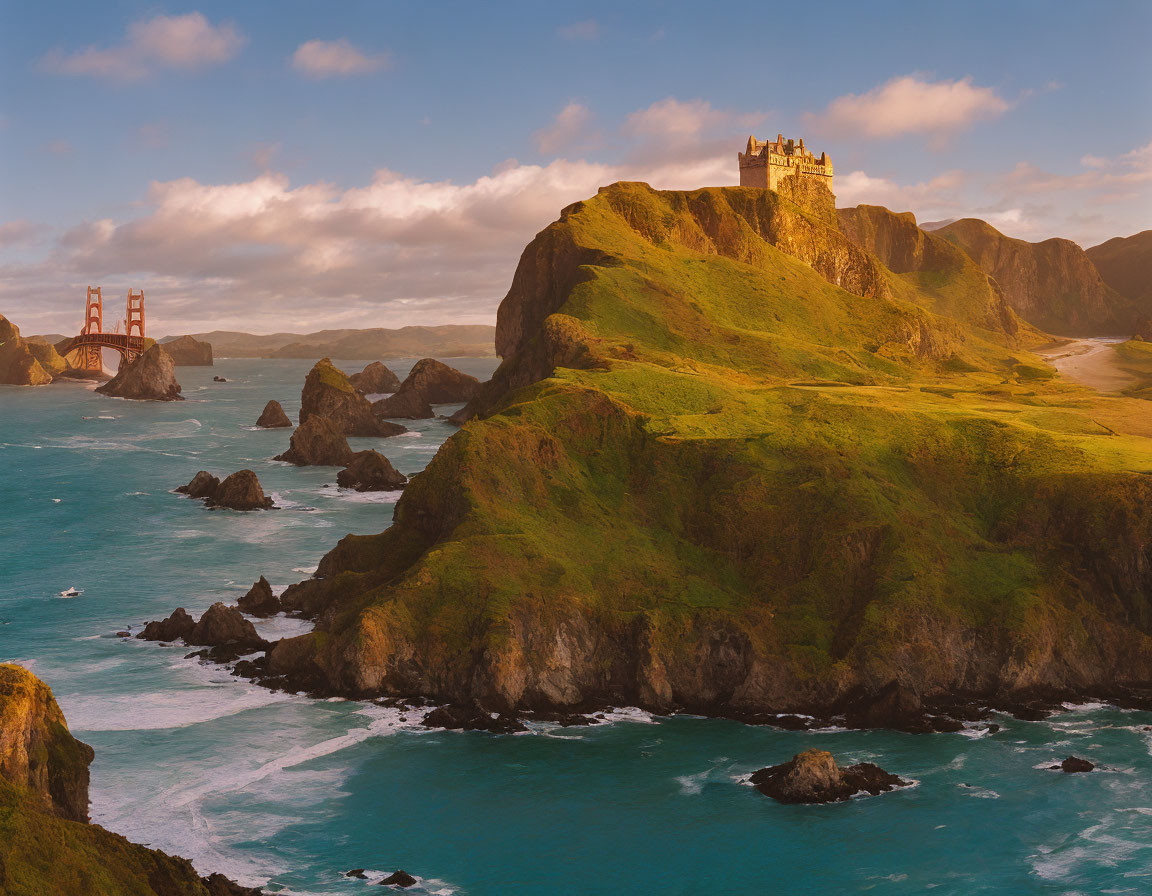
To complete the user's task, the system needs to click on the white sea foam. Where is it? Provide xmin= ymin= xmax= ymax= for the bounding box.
xmin=337 ymin=488 xmax=404 ymax=504
xmin=292 ymin=565 xmax=319 ymax=575
xmin=251 ymin=614 xmax=314 ymax=641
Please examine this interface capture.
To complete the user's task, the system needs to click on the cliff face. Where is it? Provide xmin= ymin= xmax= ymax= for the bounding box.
xmin=838 ymin=206 xmax=1025 ymax=338
xmin=164 ymin=335 xmax=214 ymax=366
xmin=0 ymin=315 xmax=54 ymax=385
xmin=1087 ymin=229 xmax=1152 ymax=323
xmin=0 ymin=664 xmax=261 ymax=896
xmin=0 ymin=664 xmax=93 ymax=822
xmin=265 ymin=182 xmax=1152 ymax=718
xmin=933 ymin=218 xmax=1130 ymax=335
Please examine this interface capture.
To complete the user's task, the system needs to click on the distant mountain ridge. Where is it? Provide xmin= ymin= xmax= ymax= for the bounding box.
xmin=932 ymin=218 xmax=1131 ymax=335
xmin=1086 ymin=230 xmax=1152 ymax=323
xmin=159 ymin=325 xmax=496 ymax=359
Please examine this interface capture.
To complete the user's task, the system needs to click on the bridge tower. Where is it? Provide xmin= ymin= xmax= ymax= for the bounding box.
xmin=124 ymin=289 xmax=145 ymax=363
xmin=80 ymin=286 xmax=104 ymax=372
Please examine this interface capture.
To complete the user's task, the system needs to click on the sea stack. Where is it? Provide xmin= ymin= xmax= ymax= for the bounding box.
xmin=298 ymin=358 xmax=406 ymax=437
xmin=348 ymin=360 xmax=402 ymax=394
xmin=96 ymin=344 xmax=184 ymax=401
xmin=750 ymin=750 xmax=911 ymax=804
xmin=274 ymin=415 xmax=355 ymax=466
xmin=336 ymin=449 xmax=408 ymax=491
xmin=256 ymin=400 xmax=292 ymax=428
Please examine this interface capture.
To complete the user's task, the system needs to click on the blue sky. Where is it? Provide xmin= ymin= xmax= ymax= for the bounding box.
xmin=2 ymin=0 xmax=1149 ymax=335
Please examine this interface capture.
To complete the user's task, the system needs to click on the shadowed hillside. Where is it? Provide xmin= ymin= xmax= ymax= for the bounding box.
xmin=1087 ymin=230 xmax=1152 ymax=326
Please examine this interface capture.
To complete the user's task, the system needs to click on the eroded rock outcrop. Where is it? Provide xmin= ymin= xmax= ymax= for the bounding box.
xmin=372 ymin=358 xmax=478 ymax=419
xmin=238 ymin=576 xmax=281 ymax=617
xmin=275 ymin=415 xmax=355 ymax=466
xmin=256 ymin=399 xmax=292 ymax=428
xmin=337 ymin=450 xmax=408 ymax=492
xmin=188 ymin=603 xmax=265 ymax=651
xmin=348 ymin=360 xmax=401 ymax=394
xmin=164 ymin=335 xmax=214 ymax=366
xmin=0 ymin=315 xmax=55 ymax=385
xmin=0 ymin=664 xmax=93 ymax=822
xmin=138 ymin=608 xmax=196 ymax=642
xmin=299 ymin=358 xmax=406 ymax=437
xmin=177 ymin=470 xmax=273 ymax=510
xmin=750 ymin=749 xmax=910 ymax=804
xmin=207 ymin=470 xmax=274 ymax=510
xmin=96 ymin=344 xmax=183 ymax=401
xmin=177 ymin=471 xmax=221 ymax=499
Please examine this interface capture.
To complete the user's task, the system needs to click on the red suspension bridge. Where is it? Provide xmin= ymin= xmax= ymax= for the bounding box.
xmin=61 ymin=286 xmax=147 ymax=373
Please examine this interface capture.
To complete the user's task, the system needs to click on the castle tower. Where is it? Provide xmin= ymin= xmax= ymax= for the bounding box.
xmin=738 ymin=134 xmax=834 ymax=193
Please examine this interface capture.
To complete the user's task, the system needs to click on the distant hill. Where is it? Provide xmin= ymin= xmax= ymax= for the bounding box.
xmin=1086 ymin=230 xmax=1152 ymax=322
xmin=159 ymin=325 xmax=496 ymax=359
xmin=932 ymin=218 xmax=1131 ymax=335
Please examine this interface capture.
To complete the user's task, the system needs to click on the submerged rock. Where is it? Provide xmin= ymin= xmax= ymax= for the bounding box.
xmin=337 ymin=450 xmax=408 ymax=492
xmin=206 ymin=470 xmax=274 ymax=511
xmin=176 ymin=470 xmax=221 ymax=499
xmin=137 ymin=608 xmax=196 ymax=642
xmin=379 ymin=870 xmax=418 ymax=888
xmin=213 ymin=375 xmax=228 ymax=382
xmin=164 ymin=334 xmax=213 ymax=366
xmin=299 ymin=358 xmax=406 ymax=437
xmin=96 ymin=344 xmax=184 ymax=401
xmin=187 ymin=602 xmax=265 ymax=651
xmin=750 ymin=749 xmax=910 ymax=804
xmin=237 ymin=576 xmax=281 ymax=617
xmin=349 ymin=360 xmax=402 ymax=394
xmin=255 ymin=399 xmax=292 ymax=428
xmin=421 ymin=704 xmax=526 ymax=734
xmin=345 ymin=869 xmax=368 ymax=879
xmin=275 ymin=415 xmax=356 ymax=466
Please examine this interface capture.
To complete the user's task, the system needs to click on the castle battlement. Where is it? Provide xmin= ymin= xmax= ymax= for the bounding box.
xmin=739 ymin=134 xmax=833 ymax=193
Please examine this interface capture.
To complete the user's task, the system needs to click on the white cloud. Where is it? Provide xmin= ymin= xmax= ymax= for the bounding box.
xmin=534 ymin=102 xmax=593 ymax=155
xmin=558 ymin=20 xmax=599 ymax=41
xmin=40 ymin=12 xmax=244 ymax=82
xmin=835 ymin=169 xmax=968 ymax=214
xmin=292 ymin=39 xmax=391 ymax=78
xmin=807 ymin=75 xmax=1011 ymax=141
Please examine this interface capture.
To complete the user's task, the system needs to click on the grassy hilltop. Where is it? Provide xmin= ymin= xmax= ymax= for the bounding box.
xmin=270 ymin=182 xmax=1152 ymax=716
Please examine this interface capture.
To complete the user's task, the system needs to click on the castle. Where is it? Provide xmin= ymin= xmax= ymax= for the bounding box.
xmin=738 ymin=134 xmax=833 ymax=193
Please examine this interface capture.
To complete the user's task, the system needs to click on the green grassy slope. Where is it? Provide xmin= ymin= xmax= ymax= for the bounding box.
xmin=271 ymin=183 xmax=1152 ymax=714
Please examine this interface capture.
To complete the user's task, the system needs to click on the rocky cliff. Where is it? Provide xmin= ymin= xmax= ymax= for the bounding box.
xmin=256 ymin=182 xmax=1152 ymax=721
xmin=96 ymin=344 xmax=184 ymax=401
xmin=164 ymin=335 xmax=214 ymax=366
xmin=1086 ymin=229 xmax=1152 ymax=323
xmin=0 ymin=315 xmax=55 ymax=385
xmin=0 ymin=664 xmax=260 ymax=895
xmin=932 ymin=217 xmax=1130 ymax=335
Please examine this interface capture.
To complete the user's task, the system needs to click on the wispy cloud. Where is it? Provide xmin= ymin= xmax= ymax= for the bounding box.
xmin=534 ymin=102 xmax=593 ymax=155
xmin=291 ymin=39 xmax=391 ymax=78
xmin=40 ymin=12 xmax=244 ymax=82
xmin=807 ymin=75 xmax=1011 ymax=142
xmin=43 ymin=139 xmax=73 ymax=157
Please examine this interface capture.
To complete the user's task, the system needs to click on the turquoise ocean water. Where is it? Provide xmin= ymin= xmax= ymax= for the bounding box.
xmin=2 ymin=358 xmax=1152 ymax=895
